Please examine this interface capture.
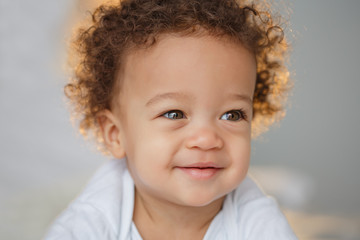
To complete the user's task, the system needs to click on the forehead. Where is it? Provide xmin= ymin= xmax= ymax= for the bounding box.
xmin=116 ymin=34 xmax=256 ymax=107
xmin=123 ymin=34 xmax=255 ymax=74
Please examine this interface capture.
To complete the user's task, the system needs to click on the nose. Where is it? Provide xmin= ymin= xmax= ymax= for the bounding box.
xmin=185 ymin=127 xmax=224 ymax=151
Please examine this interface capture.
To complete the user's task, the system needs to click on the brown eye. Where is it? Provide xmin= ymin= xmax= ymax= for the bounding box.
xmin=163 ymin=110 xmax=185 ymax=120
xmin=220 ymin=110 xmax=246 ymax=121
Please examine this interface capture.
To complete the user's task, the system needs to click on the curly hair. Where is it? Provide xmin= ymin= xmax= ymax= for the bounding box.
xmin=66 ymin=0 xmax=290 ymax=149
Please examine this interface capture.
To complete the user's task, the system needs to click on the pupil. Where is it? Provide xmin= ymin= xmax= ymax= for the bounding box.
xmin=228 ymin=112 xmax=238 ymax=120
xmin=169 ymin=111 xmax=182 ymax=119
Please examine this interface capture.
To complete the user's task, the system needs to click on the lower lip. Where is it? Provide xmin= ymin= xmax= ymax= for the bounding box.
xmin=177 ymin=167 xmax=221 ymax=180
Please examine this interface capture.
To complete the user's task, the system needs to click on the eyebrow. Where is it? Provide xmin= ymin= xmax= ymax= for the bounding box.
xmin=228 ymin=93 xmax=253 ymax=105
xmin=145 ymin=92 xmax=253 ymax=107
xmin=145 ymin=92 xmax=194 ymax=107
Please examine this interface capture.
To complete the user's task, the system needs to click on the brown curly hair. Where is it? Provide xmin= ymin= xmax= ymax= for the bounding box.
xmin=66 ymin=0 xmax=290 ymax=149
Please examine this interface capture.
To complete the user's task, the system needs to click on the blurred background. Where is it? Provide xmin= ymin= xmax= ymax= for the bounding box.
xmin=0 ymin=0 xmax=359 ymax=239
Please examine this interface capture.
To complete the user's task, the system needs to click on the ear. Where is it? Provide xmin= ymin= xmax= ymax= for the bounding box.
xmin=97 ymin=109 xmax=126 ymax=159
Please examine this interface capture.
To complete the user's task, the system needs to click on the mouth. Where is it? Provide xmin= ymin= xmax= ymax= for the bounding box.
xmin=176 ymin=162 xmax=223 ymax=180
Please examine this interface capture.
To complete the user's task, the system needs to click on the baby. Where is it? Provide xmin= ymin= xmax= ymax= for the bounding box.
xmin=46 ymin=0 xmax=297 ymax=239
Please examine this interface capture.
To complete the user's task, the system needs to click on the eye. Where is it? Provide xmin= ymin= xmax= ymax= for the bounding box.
xmin=220 ymin=110 xmax=246 ymax=121
xmin=162 ymin=110 xmax=185 ymax=120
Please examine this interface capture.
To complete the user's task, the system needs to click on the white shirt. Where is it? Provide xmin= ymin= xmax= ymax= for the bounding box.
xmin=44 ymin=159 xmax=297 ymax=240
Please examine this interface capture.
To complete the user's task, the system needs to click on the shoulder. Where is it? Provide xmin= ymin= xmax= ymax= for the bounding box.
xmin=225 ymin=176 xmax=298 ymax=239
xmin=44 ymin=159 xmax=133 ymax=240
xmin=44 ymin=202 xmax=116 ymax=240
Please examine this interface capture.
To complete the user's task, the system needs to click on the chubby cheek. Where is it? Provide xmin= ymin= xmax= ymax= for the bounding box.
xmin=225 ymin=133 xmax=251 ymax=186
xmin=127 ymin=127 xmax=179 ymax=182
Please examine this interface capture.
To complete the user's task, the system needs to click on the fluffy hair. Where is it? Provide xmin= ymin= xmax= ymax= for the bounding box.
xmin=66 ymin=0 xmax=290 ymax=149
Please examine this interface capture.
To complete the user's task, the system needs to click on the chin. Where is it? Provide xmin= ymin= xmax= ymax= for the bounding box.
xmin=178 ymin=193 xmax=226 ymax=208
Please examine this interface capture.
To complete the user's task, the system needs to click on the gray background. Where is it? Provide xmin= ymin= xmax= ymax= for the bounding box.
xmin=1 ymin=0 xmax=359 ymax=239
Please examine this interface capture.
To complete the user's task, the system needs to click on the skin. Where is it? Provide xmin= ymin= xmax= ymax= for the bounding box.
xmin=98 ymin=34 xmax=257 ymax=239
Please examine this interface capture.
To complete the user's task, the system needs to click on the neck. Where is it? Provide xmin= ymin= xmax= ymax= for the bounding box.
xmin=133 ymin=188 xmax=225 ymax=240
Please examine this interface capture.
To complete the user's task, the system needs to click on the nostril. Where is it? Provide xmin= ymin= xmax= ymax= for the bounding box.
xmin=185 ymin=129 xmax=224 ymax=150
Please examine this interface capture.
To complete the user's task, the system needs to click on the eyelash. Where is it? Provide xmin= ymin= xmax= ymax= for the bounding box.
xmin=161 ymin=109 xmax=247 ymax=121
xmin=220 ymin=109 xmax=247 ymax=121
xmin=162 ymin=110 xmax=185 ymax=120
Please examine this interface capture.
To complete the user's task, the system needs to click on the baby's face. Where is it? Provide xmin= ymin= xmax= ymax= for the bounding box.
xmin=113 ymin=35 xmax=256 ymax=207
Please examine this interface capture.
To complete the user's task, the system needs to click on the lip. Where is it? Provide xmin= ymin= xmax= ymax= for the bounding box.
xmin=176 ymin=162 xmax=223 ymax=180
xmin=182 ymin=162 xmax=221 ymax=168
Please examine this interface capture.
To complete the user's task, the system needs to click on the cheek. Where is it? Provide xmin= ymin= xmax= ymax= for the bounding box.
xmin=222 ymin=147 xmax=250 ymax=193
xmin=127 ymin=126 xmax=177 ymax=171
xmin=139 ymin=122 xmax=183 ymax=153
xmin=227 ymin=133 xmax=251 ymax=173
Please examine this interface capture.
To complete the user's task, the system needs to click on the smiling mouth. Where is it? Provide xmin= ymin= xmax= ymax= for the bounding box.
xmin=176 ymin=165 xmax=223 ymax=180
